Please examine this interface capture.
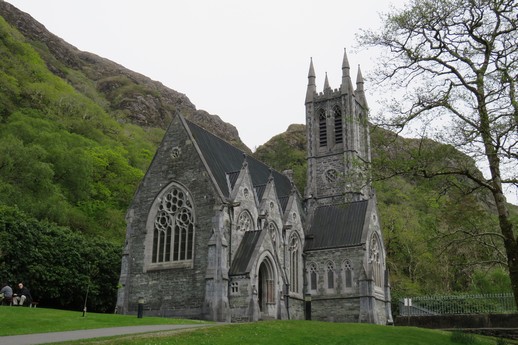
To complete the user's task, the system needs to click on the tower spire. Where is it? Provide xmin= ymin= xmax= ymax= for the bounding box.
xmin=324 ymin=72 xmax=331 ymax=91
xmin=341 ymin=48 xmax=353 ymax=95
xmin=355 ymin=65 xmax=368 ymax=108
xmin=305 ymin=58 xmax=316 ymax=104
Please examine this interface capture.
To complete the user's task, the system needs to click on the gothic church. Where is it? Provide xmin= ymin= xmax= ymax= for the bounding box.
xmin=117 ymin=50 xmax=392 ymax=324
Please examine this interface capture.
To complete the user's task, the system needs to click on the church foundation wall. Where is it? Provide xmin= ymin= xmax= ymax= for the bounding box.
xmin=312 ymin=297 xmax=361 ymax=322
xmin=287 ymin=296 xmax=305 ymax=320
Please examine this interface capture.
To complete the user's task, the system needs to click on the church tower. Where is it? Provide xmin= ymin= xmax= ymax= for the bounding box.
xmin=305 ymin=49 xmax=372 ymax=206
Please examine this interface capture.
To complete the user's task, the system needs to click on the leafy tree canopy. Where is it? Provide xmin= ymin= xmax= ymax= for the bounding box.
xmin=357 ymin=0 xmax=518 ymax=306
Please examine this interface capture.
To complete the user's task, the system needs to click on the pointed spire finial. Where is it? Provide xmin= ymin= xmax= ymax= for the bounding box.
xmin=305 ymin=57 xmax=317 ymax=104
xmin=355 ymin=64 xmax=368 ymax=108
xmin=308 ymin=57 xmax=315 ymax=78
xmin=324 ymin=72 xmax=331 ymax=91
xmin=356 ymin=64 xmax=364 ymax=90
xmin=342 ymin=48 xmax=350 ymax=71
xmin=341 ymin=48 xmax=353 ymax=95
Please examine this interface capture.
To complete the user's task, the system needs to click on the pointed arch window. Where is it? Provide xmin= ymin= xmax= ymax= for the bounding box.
xmin=289 ymin=235 xmax=301 ymax=294
xmin=151 ymin=183 xmax=195 ymax=265
xmin=237 ymin=210 xmax=253 ymax=232
xmin=343 ymin=259 xmax=353 ymax=289
xmin=318 ymin=108 xmax=327 ymax=147
xmin=308 ymin=263 xmax=318 ymax=292
xmin=333 ymin=105 xmax=343 ymax=144
xmin=369 ymin=234 xmax=383 ymax=287
xmin=326 ymin=261 xmax=335 ymax=290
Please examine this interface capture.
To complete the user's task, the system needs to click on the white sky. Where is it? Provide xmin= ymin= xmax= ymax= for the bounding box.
xmin=7 ymin=0 xmax=406 ymax=151
xmin=6 ymin=0 xmax=517 ymax=204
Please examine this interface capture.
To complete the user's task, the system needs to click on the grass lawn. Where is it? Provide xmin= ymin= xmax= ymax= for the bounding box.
xmin=0 ymin=307 xmax=514 ymax=345
xmin=0 ymin=306 xmax=206 ymax=336
xmin=64 ymin=321 xmax=511 ymax=345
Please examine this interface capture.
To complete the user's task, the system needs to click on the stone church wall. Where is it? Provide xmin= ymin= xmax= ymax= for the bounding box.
xmin=121 ymin=116 xmax=222 ymax=318
xmin=229 ymin=276 xmax=255 ymax=322
xmin=312 ymin=298 xmax=361 ymax=322
xmin=305 ymin=246 xmax=366 ymax=322
xmin=287 ymin=296 xmax=305 ymax=320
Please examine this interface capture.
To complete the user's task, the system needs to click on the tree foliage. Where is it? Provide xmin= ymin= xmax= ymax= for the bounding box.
xmin=255 ymin=123 xmax=513 ymax=302
xmin=358 ymin=0 xmax=518 ymax=305
xmin=0 ymin=205 xmax=121 ymax=312
xmin=0 ymin=16 xmax=159 ymax=240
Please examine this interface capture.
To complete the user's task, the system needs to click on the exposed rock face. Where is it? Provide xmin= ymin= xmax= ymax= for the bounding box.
xmin=0 ymin=0 xmax=246 ymax=150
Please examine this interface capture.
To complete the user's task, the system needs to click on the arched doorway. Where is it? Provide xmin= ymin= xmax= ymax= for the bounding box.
xmin=257 ymin=258 xmax=275 ymax=318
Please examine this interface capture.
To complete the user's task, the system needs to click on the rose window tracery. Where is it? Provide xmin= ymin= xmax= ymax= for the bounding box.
xmin=152 ymin=184 xmax=194 ymax=263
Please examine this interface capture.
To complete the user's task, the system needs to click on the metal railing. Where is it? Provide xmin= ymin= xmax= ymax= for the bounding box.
xmin=399 ymin=293 xmax=517 ymax=316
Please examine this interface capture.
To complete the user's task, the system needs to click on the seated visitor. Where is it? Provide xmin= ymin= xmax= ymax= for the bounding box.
xmin=12 ymin=282 xmax=32 ymax=306
xmin=0 ymin=282 xmax=13 ymax=305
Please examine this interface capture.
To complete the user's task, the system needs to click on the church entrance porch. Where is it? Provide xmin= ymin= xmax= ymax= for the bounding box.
xmin=257 ymin=258 xmax=276 ymax=320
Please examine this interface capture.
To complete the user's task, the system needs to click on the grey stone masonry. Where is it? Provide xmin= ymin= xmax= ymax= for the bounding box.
xmin=118 ymin=50 xmax=392 ymax=325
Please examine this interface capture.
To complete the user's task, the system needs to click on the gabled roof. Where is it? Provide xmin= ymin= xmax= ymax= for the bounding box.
xmin=254 ymin=184 xmax=266 ymax=202
xmin=304 ymin=200 xmax=368 ymax=251
xmin=279 ymin=196 xmax=290 ymax=213
xmin=226 ymin=171 xmax=240 ymax=191
xmin=230 ymin=230 xmax=263 ymax=275
xmin=186 ymin=119 xmax=292 ymax=200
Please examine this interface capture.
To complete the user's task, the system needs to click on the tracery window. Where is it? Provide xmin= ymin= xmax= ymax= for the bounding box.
xmin=289 ymin=235 xmax=300 ymax=293
xmin=152 ymin=184 xmax=194 ymax=264
xmin=333 ymin=105 xmax=343 ymax=144
xmin=369 ymin=234 xmax=383 ymax=287
xmin=236 ymin=211 xmax=253 ymax=232
xmin=308 ymin=263 xmax=318 ymax=292
xmin=231 ymin=282 xmax=239 ymax=294
xmin=343 ymin=259 xmax=353 ymax=289
xmin=326 ymin=261 xmax=335 ymax=289
xmin=318 ymin=108 xmax=327 ymax=147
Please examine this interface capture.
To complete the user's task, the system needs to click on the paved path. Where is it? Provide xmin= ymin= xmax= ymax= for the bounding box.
xmin=0 ymin=324 xmax=213 ymax=345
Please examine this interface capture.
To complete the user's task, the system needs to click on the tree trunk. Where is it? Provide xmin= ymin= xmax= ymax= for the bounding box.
xmin=494 ymin=191 xmax=518 ymax=309
xmin=487 ymin=151 xmax=518 ymax=308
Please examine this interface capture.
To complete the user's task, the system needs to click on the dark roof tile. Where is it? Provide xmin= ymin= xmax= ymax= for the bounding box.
xmin=230 ymin=230 xmax=264 ymax=275
xmin=304 ymin=201 xmax=368 ymax=251
xmin=186 ymin=120 xmax=292 ymax=199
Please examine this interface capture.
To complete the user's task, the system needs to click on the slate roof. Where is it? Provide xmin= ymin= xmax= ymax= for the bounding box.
xmin=230 ymin=230 xmax=263 ymax=275
xmin=186 ymin=120 xmax=293 ymax=202
xmin=304 ymin=200 xmax=369 ymax=251
xmin=227 ymin=171 xmax=240 ymax=190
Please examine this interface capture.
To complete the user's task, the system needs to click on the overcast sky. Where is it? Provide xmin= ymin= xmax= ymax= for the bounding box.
xmin=7 ymin=0 xmax=407 ymax=151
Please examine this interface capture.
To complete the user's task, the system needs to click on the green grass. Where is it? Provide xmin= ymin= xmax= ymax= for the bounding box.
xmin=64 ymin=321 xmax=506 ymax=345
xmin=0 ymin=307 xmax=206 ymax=336
xmin=0 ymin=307 xmax=513 ymax=345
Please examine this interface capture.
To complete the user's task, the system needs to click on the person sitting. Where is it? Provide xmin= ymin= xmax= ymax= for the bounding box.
xmin=0 ymin=282 xmax=13 ymax=305
xmin=12 ymin=282 xmax=32 ymax=306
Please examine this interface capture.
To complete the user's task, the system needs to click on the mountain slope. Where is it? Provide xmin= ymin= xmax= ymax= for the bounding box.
xmin=0 ymin=0 xmax=246 ymax=151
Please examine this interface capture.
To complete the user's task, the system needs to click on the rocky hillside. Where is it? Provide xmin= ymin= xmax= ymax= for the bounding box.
xmin=0 ymin=0 xmax=247 ymax=151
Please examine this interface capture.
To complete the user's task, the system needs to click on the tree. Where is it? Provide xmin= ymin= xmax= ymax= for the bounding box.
xmin=358 ymin=0 xmax=518 ymax=306
xmin=0 ymin=205 xmax=121 ymax=312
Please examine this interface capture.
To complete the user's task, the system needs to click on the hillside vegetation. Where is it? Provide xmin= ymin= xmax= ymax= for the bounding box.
xmin=0 ymin=2 xmax=515 ymax=313
xmin=255 ymin=125 xmax=516 ymax=304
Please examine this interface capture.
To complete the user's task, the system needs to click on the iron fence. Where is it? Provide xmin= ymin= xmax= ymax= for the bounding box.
xmin=399 ymin=293 xmax=517 ymax=316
